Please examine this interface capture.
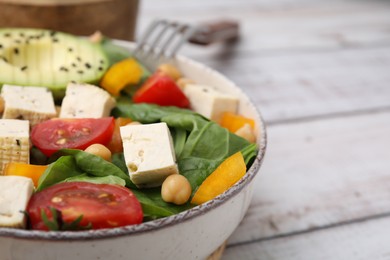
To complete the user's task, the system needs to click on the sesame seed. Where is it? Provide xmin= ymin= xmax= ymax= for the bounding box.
xmin=77 ymin=70 xmax=84 ymax=74
xmin=68 ymin=47 xmax=73 ymax=52
xmin=85 ymin=63 xmax=91 ymax=69
xmin=14 ymin=48 xmax=19 ymax=55
xmin=20 ymin=66 xmax=28 ymax=71
xmin=0 ymin=56 xmax=8 ymax=63
xmin=4 ymin=33 xmax=11 ymax=37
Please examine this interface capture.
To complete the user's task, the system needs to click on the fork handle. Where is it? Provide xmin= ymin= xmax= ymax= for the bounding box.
xmin=188 ymin=20 xmax=240 ymax=45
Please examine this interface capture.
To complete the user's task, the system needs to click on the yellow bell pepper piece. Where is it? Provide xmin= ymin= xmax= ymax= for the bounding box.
xmin=100 ymin=58 xmax=143 ymax=96
xmin=191 ymin=152 xmax=246 ymax=205
xmin=220 ymin=112 xmax=255 ymax=133
xmin=3 ymin=163 xmax=48 ymax=187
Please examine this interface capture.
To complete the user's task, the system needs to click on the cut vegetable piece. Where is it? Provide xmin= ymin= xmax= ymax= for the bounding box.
xmin=27 ymin=182 xmax=143 ymax=230
xmin=220 ymin=112 xmax=255 ymax=133
xmin=157 ymin=63 xmax=182 ymax=81
xmin=0 ymin=28 xmax=109 ymax=99
xmin=3 ymin=162 xmax=48 ymax=187
xmin=106 ymin=117 xmax=133 ymax=153
xmin=133 ymin=73 xmax=190 ymax=108
xmin=100 ymin=58 xmax=143 ymax=96
xmin=191 ymin=152 xmax=246 ymax=205
xmin=31 ymin=117 xmax=115 ymax=156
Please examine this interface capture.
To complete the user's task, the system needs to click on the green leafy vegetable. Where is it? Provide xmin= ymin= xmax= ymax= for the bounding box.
xmin=112 ymin=102 xmax=258 ymax=196
xmin=111 ymin=153 xmax=130 ymax=174
xmin=59 ymin=149 xmax=136 ymax=189
xmin=62 ymin=174 xmax=126 ymax=186
xmin=41 ymin=207 xmax=92 ymax=231
xmin=131 ymin=188 xmax=192 ymax=219
xmin=100 ymin=38 xmax=132 ymax=66
xmin=171 ymin=128 xmax=187 ymax=158
xmin=37 ymin=156 xmax=83 ymax=191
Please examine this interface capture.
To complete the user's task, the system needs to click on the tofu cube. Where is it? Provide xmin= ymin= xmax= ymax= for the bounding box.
xmin=0 ymin=119 xmax=30 ymax=174
xmin=1 ymin=84 xmax=57 ymax=126
xmin=120 ymin=122 xmax=179 ymax=188
xmin=183 ymin=84 xmax=239 ymax=122
xmin=60 ymin=82 xmax=116 ymax=118
xmin=0 ymin=176 xmax=34 ymax=228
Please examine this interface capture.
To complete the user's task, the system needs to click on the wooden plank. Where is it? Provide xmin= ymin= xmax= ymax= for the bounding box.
xmin=226 ymin=110 xmax=390 ymax=245
xmin=203 ymin=46 xmax=390 ymax=123
xmin=139 ymin=2 xmax=390 ymax=123
xmin=138 ymin=0 xmax=390 ymax=56
xmin=223 ymin=216 xmax=390 ymax=260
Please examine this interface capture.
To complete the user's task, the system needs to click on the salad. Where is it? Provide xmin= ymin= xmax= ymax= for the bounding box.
xmin=0 ymin=28 xmax=258 ymax=231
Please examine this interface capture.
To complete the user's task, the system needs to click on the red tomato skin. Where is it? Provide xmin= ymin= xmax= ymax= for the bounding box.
xmin=27 ymin=182 xmax=143 ymax=230
xmin=133 ymin=73 xmax=190 ymax=108
xmin=31 ymin=117 xmax=115 ymax=157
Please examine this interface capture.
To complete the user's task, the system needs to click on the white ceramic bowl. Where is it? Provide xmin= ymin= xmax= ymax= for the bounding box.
xmin=0 ymin=42 xmax=267 ymax=260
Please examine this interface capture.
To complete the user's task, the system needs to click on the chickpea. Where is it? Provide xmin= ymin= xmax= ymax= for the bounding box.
xmin=161 ymin=174 xmax=192 ymax=205
xmin=235 ymin=124 xmax=256 ymax=143
xmin=84 ymin=144 xmax=112 ymax=161
xmin=126 ymin=121 xmax=142 ymax=126
xmin=176 ymin=77 xmax=195 ymax=90
xmin=157 ymin=63 xmax=182 ymax=81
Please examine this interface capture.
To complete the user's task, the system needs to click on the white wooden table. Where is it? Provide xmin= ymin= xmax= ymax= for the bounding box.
xmin=139 ymin=1 xmax=390 ymax=259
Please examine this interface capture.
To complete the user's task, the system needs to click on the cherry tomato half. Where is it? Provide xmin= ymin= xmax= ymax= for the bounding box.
xmin=31 ymin=117 xmax=115 ymax=156
xmin=27 ymin=182 xmax=143 ymax=230
xmin=133 ymin=72 xmax=190 ymax=108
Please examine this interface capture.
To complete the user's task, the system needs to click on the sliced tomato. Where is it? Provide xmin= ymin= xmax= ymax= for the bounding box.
xmin=31 ymin=117 xmax=115 ymax=157
xmin=27 ymin=182 xmax=143 ymax=230
xmin=133 ymin=72 xmax=190 ymax=108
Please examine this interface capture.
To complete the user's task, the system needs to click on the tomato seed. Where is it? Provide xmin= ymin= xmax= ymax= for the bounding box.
xmin=56 ymin=138 xmax=67 ymax=145
xmin=57 ymin=129 xmax=65 ymax=136
xmin=51 ymin=196 xmax=62 ymax=203
xmin=82 ymin=127 xmax=91 ymax=133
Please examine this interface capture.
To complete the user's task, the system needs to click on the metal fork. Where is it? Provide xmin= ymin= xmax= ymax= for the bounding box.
xmin=133 ymin=19 xmax=199 ymax=71
xmin=133 ymin=19 xmax=240 ymax=71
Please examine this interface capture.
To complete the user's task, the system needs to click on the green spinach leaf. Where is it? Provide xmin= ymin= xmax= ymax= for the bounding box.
xmin=62 ymin=174 xmax=126 ymax=186
xmin=37 ymin=156 xmax=83 ymax=191
xmin=59 ymin=149 xmax=136 ymax=189
xmin=131 ymin=188 xmax=192 ymax=219
xmin=113 ymin=103 xmax=257 ymax=196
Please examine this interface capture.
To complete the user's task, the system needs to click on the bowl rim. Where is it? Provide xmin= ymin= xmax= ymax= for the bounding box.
xmin=0 ymin=42 xmax=267 ymax=241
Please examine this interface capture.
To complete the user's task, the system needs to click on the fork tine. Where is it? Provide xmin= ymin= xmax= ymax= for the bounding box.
xmin=154 ymin=22 xmax=185 ymax=58
xmin=134 ymin=19 xmax=162 ymax=54
xmin=147 ymin=20 xmax=170 ymax=51
xmin=167 ymin=24 xmax=199 ymax=58
xmin=134 ymin=19 xmax=200 ymax=71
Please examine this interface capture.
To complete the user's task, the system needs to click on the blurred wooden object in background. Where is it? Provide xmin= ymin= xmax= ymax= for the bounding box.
xmin=0 ymin=0 xmax=139 ymax=40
